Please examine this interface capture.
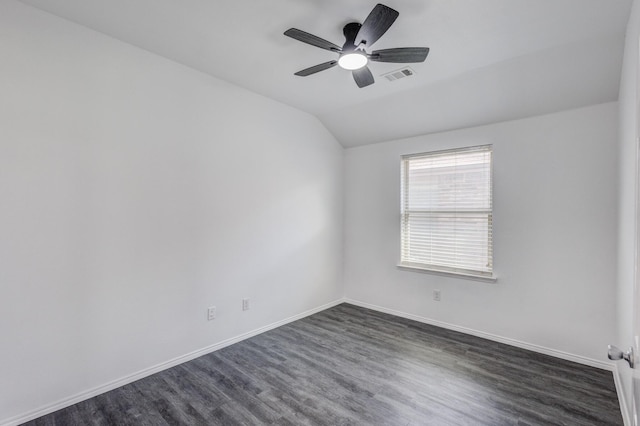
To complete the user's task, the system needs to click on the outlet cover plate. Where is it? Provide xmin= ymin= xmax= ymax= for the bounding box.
xmin=207 ymin=306 xmax=216 ymax=320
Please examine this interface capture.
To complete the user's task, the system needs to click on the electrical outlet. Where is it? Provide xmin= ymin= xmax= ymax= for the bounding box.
xmin=242 ymin=298 xmax=250 ymax=311
xmin=433 ymin=290 xmax=441 ymax=302
xmin=207 ymin=306 xmax=216 ymax=320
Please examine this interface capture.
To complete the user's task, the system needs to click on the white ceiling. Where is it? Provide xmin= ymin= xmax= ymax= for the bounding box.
xmin=19 ymin=0 xmax=633 ymax=147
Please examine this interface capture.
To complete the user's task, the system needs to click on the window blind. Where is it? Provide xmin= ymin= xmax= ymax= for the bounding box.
xmin=400 ymin=145 xmax=493 ymax=277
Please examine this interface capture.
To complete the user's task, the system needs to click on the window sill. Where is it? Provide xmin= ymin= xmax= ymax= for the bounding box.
xmin=397 ymin=263 xmax=498 ymax=283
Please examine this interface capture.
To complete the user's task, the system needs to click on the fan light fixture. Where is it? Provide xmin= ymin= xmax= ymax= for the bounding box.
xmin=338 ymin=52 xmax=368 ymax=70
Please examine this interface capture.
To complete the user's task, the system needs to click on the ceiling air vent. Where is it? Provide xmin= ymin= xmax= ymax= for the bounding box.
xmin=382 ymin=67 xmax=415 ymax=82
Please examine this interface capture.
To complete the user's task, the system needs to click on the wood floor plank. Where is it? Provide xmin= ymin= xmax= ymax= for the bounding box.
xmin=21 ymin=304 xmax=623 ymax=425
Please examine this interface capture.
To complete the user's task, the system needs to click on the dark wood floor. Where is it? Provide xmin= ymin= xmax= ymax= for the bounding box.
xmin=24 ymin=303 xmax=622 ymax=425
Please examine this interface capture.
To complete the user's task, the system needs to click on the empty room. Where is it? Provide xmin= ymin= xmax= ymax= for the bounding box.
xmin=1 ymin=0 xmax=639 ymax=424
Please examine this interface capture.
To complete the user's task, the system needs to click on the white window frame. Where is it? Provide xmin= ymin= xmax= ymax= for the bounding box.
xmin=399 ymin=145 xmax=495 ymax=281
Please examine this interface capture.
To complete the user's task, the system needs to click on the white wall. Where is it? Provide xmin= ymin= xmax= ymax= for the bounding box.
xmin=616 ymin=0 xmax=640 ymax=422
xmin=344 ymin=103 xmax=619 ymax=363
xmin=0 ymin=2 xmax=343 ymax=423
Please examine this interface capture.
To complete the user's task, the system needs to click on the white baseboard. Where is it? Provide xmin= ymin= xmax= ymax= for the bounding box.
xmin=1 ymin=298 xmax=345 ymax=426
xmin=344 ymin=298 xmax=614 ymax=371
xmin=612 ymin=363 xmax=632 ymax=426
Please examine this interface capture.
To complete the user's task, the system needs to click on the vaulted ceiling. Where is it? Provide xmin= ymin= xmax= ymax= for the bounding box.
xmin=20 ymin=0 xmax=633 ymax=147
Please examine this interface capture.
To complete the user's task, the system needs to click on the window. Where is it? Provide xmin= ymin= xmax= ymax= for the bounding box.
xmin=400 ymin=145 xmax=493 ymax=279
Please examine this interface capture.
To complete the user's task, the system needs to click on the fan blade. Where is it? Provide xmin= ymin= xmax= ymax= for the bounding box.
xmin=294 ymin=61 xmax=338 ymax=76
xmin=370 ymin=47 xmax=430 ymax=63
xmin=355 ymin=4 xmax=399 ymax=47
xmin=352 ymin=66 xmax=374 ymax=88
xmin=284 ymin=28 xmax=342 ymax=52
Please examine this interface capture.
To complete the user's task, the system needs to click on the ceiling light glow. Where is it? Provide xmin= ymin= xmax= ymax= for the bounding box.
xmin=338 ymin=52 xmax=368 ymax=70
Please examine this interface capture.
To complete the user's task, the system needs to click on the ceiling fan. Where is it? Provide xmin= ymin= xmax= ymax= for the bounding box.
xmin=284 ymin=3 xmax=429 ymax=88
